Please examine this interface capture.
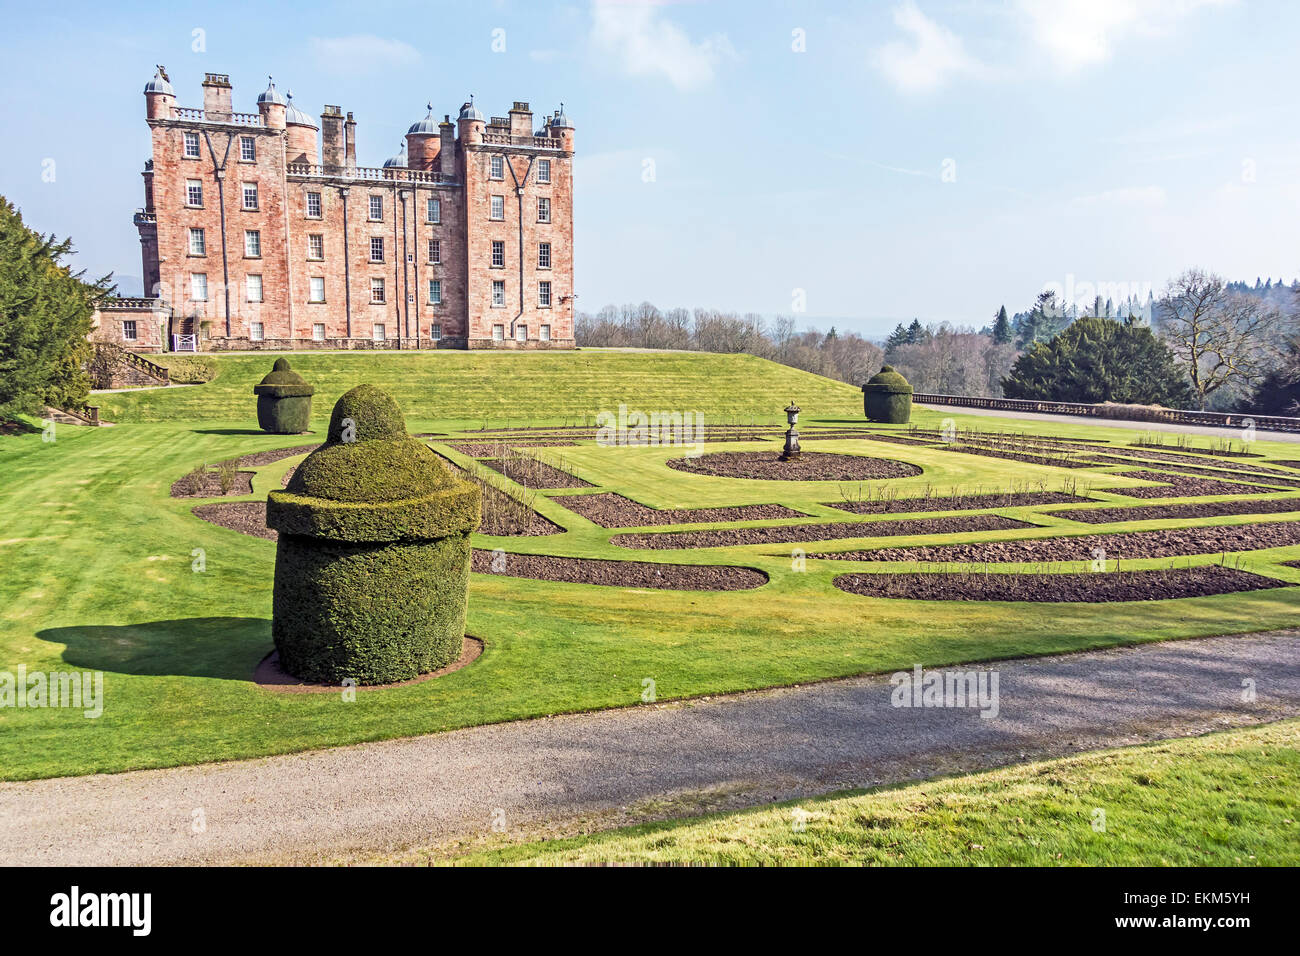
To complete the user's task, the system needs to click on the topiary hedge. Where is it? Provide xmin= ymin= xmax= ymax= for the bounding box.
xmin=253 ymin=358 xmax=314 ymax=433
xmin=265 ymin=384 xmax=480 ymax=684
xmin=862 ymin=365 xmax=913 ymax=423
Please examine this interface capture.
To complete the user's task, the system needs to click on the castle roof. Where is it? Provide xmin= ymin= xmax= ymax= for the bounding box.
xmin=257 ymin=76 xmax=285 ymax=106
xmin=144 ymin=69 xmax=175 ymax=96
xmin=458 ymin=97 xmax=484 ymax=122
xmin=382 ymin=144 xmax=407 ymax=168
xmin=284 ymin=92 xmax=317 ymax=128
xmin=407 ymin=104 xmax=439 ymax=135
xmin=550 ymin=104 xmax=573 ymax=129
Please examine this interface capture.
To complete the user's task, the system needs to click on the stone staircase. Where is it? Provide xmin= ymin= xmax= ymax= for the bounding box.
xmin=88 ymin=342 xmax=170 ymax=390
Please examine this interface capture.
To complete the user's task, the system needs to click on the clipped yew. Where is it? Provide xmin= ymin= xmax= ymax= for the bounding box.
xmin=254 ymin=358 xmax=314 ymax=434
xmin=862 ymin=365 xmax=914 ymax=423
xmin=265 ymin=384 xmax=480 ymax=684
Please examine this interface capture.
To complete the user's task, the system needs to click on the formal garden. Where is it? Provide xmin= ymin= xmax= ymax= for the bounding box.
xmin=3 ymin=348 xmax=1300 ymax=783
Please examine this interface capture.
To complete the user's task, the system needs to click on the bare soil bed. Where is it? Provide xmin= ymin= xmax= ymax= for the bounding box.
xmin=444 ymin=441 xmax=580 ymax=455
xmin=1048 ymin=498 xmax=1300 ymax=524
xmin=1092 ymin=456 xmax=1300 ymax=487
xmin=666 ymin=451 xmax=922 ymax=481
xmin=857 ymin=433 xmax=942 ymax=447
xmin=434 ymin=457 xmax=563 ymax=536
xmin=193 ymin=501 xmax=276 ymax=540
xmin=829 ymin=491 xmax=1091 ymax=515
xmin=833 ymin=566 xmax=1286 ymax=602
xmin=470 ymin=550 xmax=768 ymax=590
xmin=612 ymin=514 xmax=1035 ymax=550
xmin=814 ymin=519 xmax=1300 ymax=563
xmin=557 ymin=492 xmax=808 ymax=528
xmin=232 ymin=444 xmax=320 ymax=467
xmin=1272 ymin=461 xmax=1300 ymax=470
xmin=1106 ymin=470 xmax=1282 ymax=498
xmin=478 ymin=457 xmax=593 ymax=489
xmin=170 ymin=470 xmax=255 ymax=498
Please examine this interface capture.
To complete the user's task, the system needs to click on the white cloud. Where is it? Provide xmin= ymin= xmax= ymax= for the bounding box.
xmin=1017 ymin=0 xmax=1234 ymax=71
xmin=308 ymin=35 xmax=421 ymax=72
xmin=1070 ymin=185 xmax=1168 ymax=206
xmin=590 ymin=1 xmax=736 ymax=91
xmin=873 ymin=1 xmax=988 ymax=95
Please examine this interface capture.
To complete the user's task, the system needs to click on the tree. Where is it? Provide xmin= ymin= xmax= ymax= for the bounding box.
xmin=905 ymin=318 xmax=926 ymax=344
xmin=1014 ymin=290 xmax=1068 ymax=349
xmin=1250 ymin=334 xmax=1300 ymax=415
xmin=1001 ymin=317 xmax=1193 ymax=406
xmin=0 ymin=197 xmax=106 ymax=421
xmin=885 ymin=322 xmax=909 ymax=350
xmin=1155 ymin=268 xmax=1285 ymax=408
xmin=991 ymin=305 xmax=1012 ymax=345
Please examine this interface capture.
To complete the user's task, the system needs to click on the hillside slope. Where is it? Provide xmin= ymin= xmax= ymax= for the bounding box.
xmin=93 ymin=349 xmax=864 ymax=424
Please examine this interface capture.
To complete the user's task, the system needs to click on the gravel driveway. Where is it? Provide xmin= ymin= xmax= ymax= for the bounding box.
xmin=1 ymin=630 xmax=1296 ymax=865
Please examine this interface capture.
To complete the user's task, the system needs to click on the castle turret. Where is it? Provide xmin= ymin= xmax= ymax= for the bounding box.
xmin=405 ymin=104 xmax=441 ymax=170
xmin=457 ymin=97 xmax=485 ymax=146
xmin=548 ymin=104 xmax=574 ymax=152
xmin=202 ymin=72 xmax=232 ymax=122
xmin=284 ymin=92 xmax=318 ymax=165
xmin=143 ymin=67 xmax=175 ymax=120
xmin=256 ymin=76 xmax=286 ymax=130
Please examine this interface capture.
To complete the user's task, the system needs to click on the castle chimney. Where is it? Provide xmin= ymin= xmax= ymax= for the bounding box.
xmin=508 ymin=101 xmax=532 ymax=140
xmin=321 ymin=105 xmax=344 ymax=170
xmin=202 ymin=73 xmax=232 ymax=122
xmin=344 ymin=111 xmax=357 ymax=168
xmin=439 ymin=116 xmax=456 ymax=178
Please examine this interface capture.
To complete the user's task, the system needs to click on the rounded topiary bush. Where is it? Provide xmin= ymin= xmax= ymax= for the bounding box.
xmin=862 ymin=365 xmax=914 ymax=424
xmin=265 ymin=384 xmax=480 ymax=684
xmin=254 ymin=358 xmax=315 ymax=434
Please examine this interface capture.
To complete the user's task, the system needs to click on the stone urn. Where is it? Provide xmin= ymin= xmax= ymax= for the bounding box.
xmin=862 ymin=365 xmax=913 ymax=424
xmin=254 ymin=358 xmax=314 ymax=434
xmin=265 ymin=384 xmax=481 ymax=684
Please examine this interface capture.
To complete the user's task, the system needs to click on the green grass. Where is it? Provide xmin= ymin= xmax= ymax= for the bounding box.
xmin=93 ymin=348 xmax=865 ymax=424
xmin=4 ymin=349 xmax=1300 ymax=781
xmin=435 ymin=721 xmax=1300 ymax=866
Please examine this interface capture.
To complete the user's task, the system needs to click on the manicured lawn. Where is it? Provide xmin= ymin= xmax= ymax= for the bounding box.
xmin=435 ymin=721 xmax=1300 ymax=866
xmin=3 ymin=349 xmax=1299 ymax=781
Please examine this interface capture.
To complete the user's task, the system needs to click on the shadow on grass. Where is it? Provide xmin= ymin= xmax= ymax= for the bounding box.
xmin=38 ymin=617 xmax=270 ymax=681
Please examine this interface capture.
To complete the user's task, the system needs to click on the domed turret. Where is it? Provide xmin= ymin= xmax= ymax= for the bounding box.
xmin=406 ymin=103 xmax=442 ymax=169
xmin=548 ymin=102 xmax=574 ymax=151
xmin=257 ymin=76 xmax=285 ymax=105
xmin=458 ymin=96 xmax=484 ymax=122
xmin=382 ymin=143 xmax=407 ymax=169
xmin=257 ymin=76 xmax=287 ymax=129
xmin=457 ymin=95 xmax=485 ymax=146
xmin=407 ymin=104 xmax=439 ymax=135
xmin=284 ymin=91 xmax=319 ymax=165
xmin=144 ymin=69 xmax=175 ymax=96
xmin=284 ymin=91 xmax=317 ymax=128
xmin=144 ymin=66 xmax=175 ymax=120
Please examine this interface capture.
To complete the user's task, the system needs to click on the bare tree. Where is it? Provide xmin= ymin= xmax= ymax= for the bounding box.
xmin=1156 ymin=269 xmax=1285 ymax=408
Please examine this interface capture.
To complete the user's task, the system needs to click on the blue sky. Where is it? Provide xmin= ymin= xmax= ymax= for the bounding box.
xmin=1 ymin=0 xmax=1297 ymax=336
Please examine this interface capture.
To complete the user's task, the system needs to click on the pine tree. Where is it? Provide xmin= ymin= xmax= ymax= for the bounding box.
xmin=0 ymin=197 xmax=107 ymax=421
xmin=906 ymin=318 xmax=924 ymax=344
xmin=991 ymin=305 xmax=1012 ymax=345
xmin=885 ymin=322 xmax=909 ymax=350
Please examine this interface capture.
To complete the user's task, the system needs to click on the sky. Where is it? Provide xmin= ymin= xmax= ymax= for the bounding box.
xmin=1 ymin=0 xmax=1297 ymax=337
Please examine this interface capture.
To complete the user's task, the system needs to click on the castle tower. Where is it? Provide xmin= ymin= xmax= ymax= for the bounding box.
xmin=457 ymin=97 xmax=485 ymax=146
xmin=405 ymin=104 xmax=441 ymax=170
xmin=143 ymin=67 xmax=175 ymax=120
xmin=548 ymin=104 xmax=574 ymax=151
xmin=256 ymin=76 xmax=286 ymax=130
xmin=284 ymin=92 xmax=318 ymax=165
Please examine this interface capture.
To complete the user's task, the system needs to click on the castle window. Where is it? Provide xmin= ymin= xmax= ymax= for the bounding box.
xmin=427 ymin=197 xmax=440 ymax=224
xmin=250 ymin=321 xmax=264 ymax=341
xmin=370 ymin=237 xmax=384 ymax=262
xmin=490 ymin=195 xmax=504 ymax=220
xmin=242 ymin=182 xmax=258 ymax=211
xmin=490 ymin=155 xmax=504 ymax=179
xmin=122 ymin=320 xmax=137 ymax=341
xmin=428 ymin=238 xmax=440 ymax=264
xmin=537 ymin=159 xmax=551 ymax=183
xmin=183 ymin=132 xmax=200 ymax=159
xmin=370 ymin=278 xmax=385 ymax=304
xmin=309 ymin=277 xmax=325 ymax=303
xmin=537 ymin=242 xmax=551 ymax=269
xmin=185 ymin=180 xmax=203 ymax=207
xmin=372 ymin=323 xmax=386 ymax=341
xmin=188 ymin=228 xmax=206 ymax=256
xmin=246 ymin=274 xmax=263 ymax=302
xmin=538 ymin=281 xmax=552 ymax=308
xmin=540 ymin=324 xmax=551 ymax=342
xmin=428 ymin=279 xmax=442 ymax=305
xmin=191 ymin=273 xmax=208 ymax=301
xmin=240 ymin=136 xmax=256 ymax=162
xmin=312 ymin=323 xmax=326 ymax=341
xmin=491 ymin=240 xmax=504 ymax=268
xmin=537 ymin=197 xmax=551 ymax=223
xmin=491 ymin=280 xmax=505 ymax=308
xmin=430 ymin=324 xmax=442 ymax=341
xmin=516 ymin=324 xmax=527 ymax=342
xmin=307 ymin=234 xmax=324 ymax=260
xmin=368 ymin=195 xmax=383 ymax=221
xmin=306 ymin=192 xmax=322 ymax=218
xmin=244 ymin=230 xmax=261 ymax=258
xmin=492 ymin=324 xmax=505 ymax=341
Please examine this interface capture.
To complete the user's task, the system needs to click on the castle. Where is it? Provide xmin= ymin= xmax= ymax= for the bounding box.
xmin=93 ymin=69 xmax=575 ymax=351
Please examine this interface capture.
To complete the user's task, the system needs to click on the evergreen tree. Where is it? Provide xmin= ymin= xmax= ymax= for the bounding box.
xmin=905 ymin=318 xmax=925 ymax=344
xmin=0 ymin=197 xmax=107 ymax=421
xmin=885 ymin=322 xmax=909 ymax=350
xmin=1001 ymin=316 xmax=1192 ymax=405
xmin=991 ymin=305 xmax=1012 ymax=344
